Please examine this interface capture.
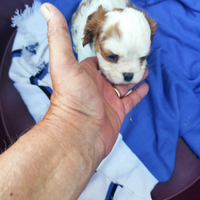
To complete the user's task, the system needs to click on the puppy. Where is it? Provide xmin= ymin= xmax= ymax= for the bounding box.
xmin=72 ymin=0 xmax=157 ymax=84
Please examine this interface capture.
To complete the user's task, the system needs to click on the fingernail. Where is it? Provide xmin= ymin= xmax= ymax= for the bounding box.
xmin=40 ymin=4 xmax=51 ymax=22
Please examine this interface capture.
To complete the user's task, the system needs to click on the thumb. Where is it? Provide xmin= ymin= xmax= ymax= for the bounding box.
xmin=40 ymin=3 xmax=78 ymax=70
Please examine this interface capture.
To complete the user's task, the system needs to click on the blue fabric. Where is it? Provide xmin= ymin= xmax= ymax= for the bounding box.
xmin=121 ymin=0 xmax=200 ymax=182
xmin=105 ymin=182 xmax=115 ymax=200
xmin=37 ymin=0 xmax=200 ymax=182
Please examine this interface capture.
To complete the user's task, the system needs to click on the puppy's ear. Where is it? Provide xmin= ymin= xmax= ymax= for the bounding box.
xmin=83 ymin=5 xmax=107 ymax=47
xmin=146 ymin=17 xmax=158 ymax=43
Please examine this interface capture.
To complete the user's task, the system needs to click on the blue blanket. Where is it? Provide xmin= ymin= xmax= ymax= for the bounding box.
xmin=38 ymin=0 xmax=200 ymax=182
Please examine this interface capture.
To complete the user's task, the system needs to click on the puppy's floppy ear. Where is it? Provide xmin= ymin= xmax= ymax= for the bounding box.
xmin=83 ymin=5 xmax=107 ymax=47
xmin=146 ymin=17 xmax=158 ymax=43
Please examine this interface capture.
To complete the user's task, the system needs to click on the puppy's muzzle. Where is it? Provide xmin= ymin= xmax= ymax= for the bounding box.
xmin=123 ymin=73 xmax=134 ymax=82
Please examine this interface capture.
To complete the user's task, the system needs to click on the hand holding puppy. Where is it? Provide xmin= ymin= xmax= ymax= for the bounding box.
xmin=42 ymin=3 xmax=149 ymax=158
xmin=0 ymin=3 xmax=149 ymax=200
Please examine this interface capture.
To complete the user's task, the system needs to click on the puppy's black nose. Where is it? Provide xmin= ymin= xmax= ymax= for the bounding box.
xmin=123 ymin=73 xmax=134 ymax=82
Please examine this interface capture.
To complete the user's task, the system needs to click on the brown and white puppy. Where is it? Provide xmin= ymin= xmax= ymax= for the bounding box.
xmin=72 ymin=0 xmax=157 ymax=84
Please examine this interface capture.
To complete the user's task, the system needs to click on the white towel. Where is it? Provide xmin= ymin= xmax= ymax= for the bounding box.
xmin=10 ymin=1 xmax=51 ymax=123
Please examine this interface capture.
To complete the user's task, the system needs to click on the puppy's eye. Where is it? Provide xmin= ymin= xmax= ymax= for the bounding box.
xmin=107 ymin=55 xmax=118 ymax=63
xmin=140 ymin=56 xmax=146 ymax=63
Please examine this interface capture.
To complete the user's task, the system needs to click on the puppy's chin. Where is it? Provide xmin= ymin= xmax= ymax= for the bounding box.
xmin=101 ymin=67 xmax=145 ymax=85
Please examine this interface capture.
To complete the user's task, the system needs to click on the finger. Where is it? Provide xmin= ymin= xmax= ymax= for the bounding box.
xmin=40 ymin=3 xmax=78 ymax=69
xmin=114 ymin=67 xmax=149 ymax=97
xmin=122 ymin=83 xmax=149 ymax=115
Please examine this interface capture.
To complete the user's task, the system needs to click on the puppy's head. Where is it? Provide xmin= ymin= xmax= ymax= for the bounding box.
xmin=83 ymin=5 xmax=157 ymax=84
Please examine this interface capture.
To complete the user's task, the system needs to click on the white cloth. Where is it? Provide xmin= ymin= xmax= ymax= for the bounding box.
xmin=10 ymin=1 xmax=51 ymax=123
xmin=80 ymin=134 xmax=158 ymax=200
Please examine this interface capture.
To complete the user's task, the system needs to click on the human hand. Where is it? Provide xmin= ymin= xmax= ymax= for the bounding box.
xmin=0 ymin=4 xmax=150 ymax=200
xmin=41 ymin=3 xmax=149 ymax=163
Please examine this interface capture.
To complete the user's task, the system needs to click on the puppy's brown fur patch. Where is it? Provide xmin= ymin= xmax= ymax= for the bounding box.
xmin=98 ymin=44 xmax=117 ymax=63
xmin=101 ymin=22 xmax=122 ymax=43
xmin=82 ymin=5 xmax=107 ymax=47
xmin=83 ymin=6 xmax=122 ymax=63
xmin=98 ymin=22 xmax=122 ymax=63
